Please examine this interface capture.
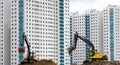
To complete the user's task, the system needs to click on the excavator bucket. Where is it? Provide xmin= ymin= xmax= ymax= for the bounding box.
xmin=19 ymin=46 xmax=25 ymax=53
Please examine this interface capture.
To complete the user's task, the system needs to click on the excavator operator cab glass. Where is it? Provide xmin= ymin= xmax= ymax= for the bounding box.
xmin=89 ymin=51 xmax=95 ymax=57
xmin=30 ymin=52 xmax=34 ymax=58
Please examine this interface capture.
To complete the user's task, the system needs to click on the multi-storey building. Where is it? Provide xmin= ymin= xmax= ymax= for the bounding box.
xmin=103 ymin=5 xmax=120 ymax=61
xmin=71 ymin=9 xmax=103 ymax=65
xmin=0 ymin=0 xmax=11 ymax=65
xmin=85 ymin=9 xmax=103 ymax=54
xmin=71 ymin=12 xmax=86 ymax=65
xmin=11 ymin=0 xmax=70 ymax=65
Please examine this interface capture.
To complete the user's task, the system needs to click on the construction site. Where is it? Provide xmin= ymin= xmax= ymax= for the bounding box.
xmin=19 ymin=60 xmax=120 ymax=65
xmin=18 ymin=32 xmax=120 ymax=65
xmin=18 ymin=59 xmax=120 ymax=65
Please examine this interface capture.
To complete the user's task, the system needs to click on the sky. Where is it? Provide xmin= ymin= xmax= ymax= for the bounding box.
xmin=70 ymin=0 xmax=120 ymax=14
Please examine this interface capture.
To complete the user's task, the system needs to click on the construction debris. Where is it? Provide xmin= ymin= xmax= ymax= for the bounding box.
xmin=19 ymin=59 xmax=56 ymax=65
xmin=82 ymin=60 xmax=120 ymax=65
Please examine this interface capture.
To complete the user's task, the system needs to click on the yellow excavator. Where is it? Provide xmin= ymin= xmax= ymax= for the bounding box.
xmin=18 ymin=32 xmax=39 ymax=64
xmin=68 ymin=32 xmax=108 ymax=63
xmin=18 ymin=33 xmax=57 ymax=65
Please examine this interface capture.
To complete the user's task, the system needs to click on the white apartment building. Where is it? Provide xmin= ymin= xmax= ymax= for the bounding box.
xmin=71 ymin=10 xmax=103 ymax=65
xmin=85 ymin=10 xmax=103 ymax=53
xmin=11 ymin=0 xmax=70 ymax=65
xmin=103 ymin=5 xmax=120 ymax=61
xmin=71 ymin=12 xmax=86 ymax=65
xmin=0 ymin=0 xmax=11 ymax=65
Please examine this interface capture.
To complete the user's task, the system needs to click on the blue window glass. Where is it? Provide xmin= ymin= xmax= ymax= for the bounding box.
xmin=19 ymin=1 xmax=23 ymax=3
xmin=60 ymin=49 xmax=64 ymax=52
xmin=19 ymin=4 xmax=23 ymax=7
xmin=60 ymin=34 xmax=64 ymax=37
xmin=60 ymin=28 xmax=64 ymax=30
xmin=60 ymin=13 xmax=64 ymax=16
xmin=60 ymin=38 xmax=64 ymax=41
xmin=19 ymin=16 xmax=23 ymax=19
xmin=60 ymin=42 xmax=64 ymax=44
xmin=19 ymin=28 xmax=23 ymax=31
xmin=60 ymin=3 xmax=63 ymax=5
xmin=60 ymin=17 xmax=64 ymax=19
xmin=19 ymin=12 xmax=23 ymax=15
xmin=60 ymin=20 xmax=64 ymax=23
xmin=60 ymin=31 xmax=64 ymax=34
xmin=59 ymin=10 xmax=64 ymax=12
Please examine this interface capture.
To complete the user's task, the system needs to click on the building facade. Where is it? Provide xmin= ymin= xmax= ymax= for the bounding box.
xmin=0 ymin=0 xmax=11 ymax=65
xmin=85 ymin=10 xmax=103 ymax=54
xmin=71 ymin=12 xmax=86 ymax=65
xmin=103 ymin=5 xmax=120 ymax=61
xmin=70 ymin=16 xmax=73 ymax=65
xmin=11 ymin=0 xmax=70 ymax=65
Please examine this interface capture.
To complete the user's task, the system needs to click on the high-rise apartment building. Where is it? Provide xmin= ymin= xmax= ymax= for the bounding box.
xmin=71 ymin=9 xmax=103 ymax=65
xmin=85 ymin=10 xmax=103 ymax=54
xmin=11 ymin=0 xmax=70 ymax=65
xmin=103 ymin=5 xmax=120 ymax=61
xmin=0 ymin=0 xmax=11 ymax=65
xmin=71 ymin=12 xmax=86 ymax=65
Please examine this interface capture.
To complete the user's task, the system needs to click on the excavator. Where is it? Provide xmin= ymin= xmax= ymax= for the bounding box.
xmin=18 ymin=33 xmax=56 ymax=65
xmin=68 ymin=32 xmax=108 ymax=63
xmin=18 ymin=32 xmax=39 ymax=64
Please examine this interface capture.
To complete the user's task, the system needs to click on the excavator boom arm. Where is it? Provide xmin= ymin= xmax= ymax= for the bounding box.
xmin=23 ymin=33 xmax=31 ymax=61
xmin=77 ymin=36 xmax=95 ymax=50
xmin=72 ymin=32 xmax=95 ymax=50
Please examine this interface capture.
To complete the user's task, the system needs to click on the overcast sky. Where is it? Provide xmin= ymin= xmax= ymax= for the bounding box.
xmin=70 ymin=0 xmax=120 ymax=13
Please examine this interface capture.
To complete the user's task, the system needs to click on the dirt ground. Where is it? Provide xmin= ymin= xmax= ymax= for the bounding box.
xmin=19 ymin=59 xmax=120 ymax=65
xmin=82 ymin=60 xmax=120 ymax=65
xmin=19 ymin=59 xmax=56 ymax=65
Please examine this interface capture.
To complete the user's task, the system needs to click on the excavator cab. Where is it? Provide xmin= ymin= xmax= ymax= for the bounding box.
xmin=89 ymin=50 xmax=96 ymax=57
xmin=24 ymin=52 xmax=39 ymax=61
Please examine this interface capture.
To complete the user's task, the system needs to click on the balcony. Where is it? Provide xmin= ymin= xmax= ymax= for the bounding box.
xmin=19 ymin=28 xmax=23 ymax=31
xmin=59 ymin=24 xmax=64 ymax=27
xmin=60 ymin=13 xmax=64 ymax=16
xmin=59 ymin=28 xmax=64 ymax=30
xmin=59 ymin=10 xmax=64 ymax=12
xmin=60 ymin=49 xmax=64 ymax=52
xmin=59 ymin=2 xmax=64 ymax=6
xmin=60 ymin=31 xmax=64 ymax=34
xmin=60 ymin=42 xmax=64 ymax=44
xmin=59 ymin=6 xmax=64 ymax=9
xmin=60 ymin=17 xmax=64 ymax=19
xmin=60 ymin=60 xmax=64 ymax=62
xmin=59 ymin=0 xmax=64 ymax=3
